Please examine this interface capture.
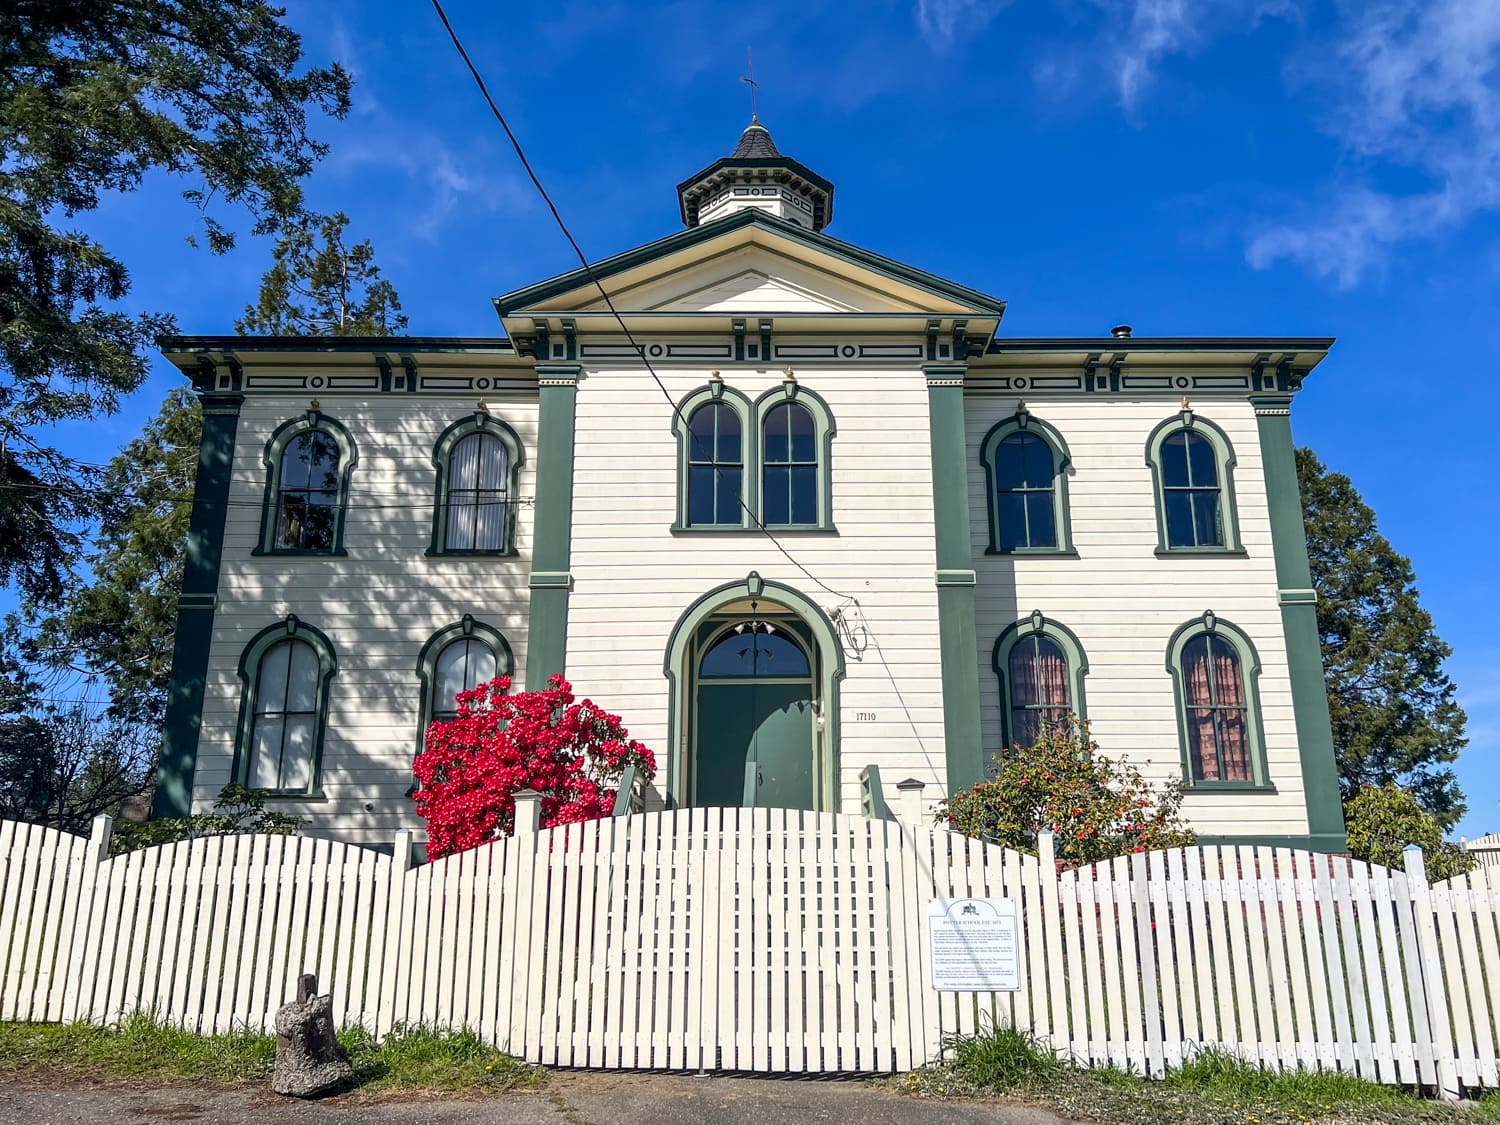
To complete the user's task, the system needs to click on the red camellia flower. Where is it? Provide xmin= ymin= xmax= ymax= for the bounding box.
xmin=412 ymin=675 xmax=657 ymax=859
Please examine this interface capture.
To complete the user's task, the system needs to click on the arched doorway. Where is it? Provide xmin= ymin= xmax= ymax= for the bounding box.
xmin=663 ymin=573 xmax=844 ymax=811
xmin=695 ymin=618 xmax=816 ymax=808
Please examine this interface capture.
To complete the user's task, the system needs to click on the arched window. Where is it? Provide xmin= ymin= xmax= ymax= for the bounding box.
xmin=1146 ymin=412 xmax=1242 ymax=554
xmin=700 ymin=624 xmax=811 ymax=678
xmin=1166 ymin=613 xmax=1268 ymax=788
xmin=686 ymin=402 xmax=743 ymax=526
xmin=257 ymin=410 xmax=357 ymax=555
xmin=672 ymin=384 xmax=752 ymax=530
xmin=756 ymin=385 xmax=836 ymax=530
xmin=234 ymin=616 xmax=337 ymax=796
xmin=415 ymin=616 xmax=514 ymax=752
xmin=993 ymin=613 xmax=1089 ymax=749
xmin=980 ymin=413 xmax=1074 ymax=555
xmin=429 ymin=413 xmax=525 ymax=556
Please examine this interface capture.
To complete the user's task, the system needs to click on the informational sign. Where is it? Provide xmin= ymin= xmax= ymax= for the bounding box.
xmin=927 ymin=898 xmax=1020 ymax=992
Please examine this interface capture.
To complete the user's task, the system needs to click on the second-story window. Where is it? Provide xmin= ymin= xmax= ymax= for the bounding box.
xmin=762 ymin=401 xmax=817 ymax=526
xmin=687 ymin=402 xmax=744 ymax=526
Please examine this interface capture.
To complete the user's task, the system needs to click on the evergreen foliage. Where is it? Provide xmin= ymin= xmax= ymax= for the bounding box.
xmin=0 ymin=1 xmax=350 ymax=601
xmin=1343 ymin=782 xmax=1474 ymax=881
xmin=236 ymin=211 xmax=407 ymax=335
xmin=110 ymin=784 xmax=302 ymax=854
xmin=1297 ymin=448 xmax=1468 ymax=827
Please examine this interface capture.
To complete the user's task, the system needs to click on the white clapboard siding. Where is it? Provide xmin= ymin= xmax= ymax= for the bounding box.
xmin=0 ymin=812 xmax=1496 ymax=1092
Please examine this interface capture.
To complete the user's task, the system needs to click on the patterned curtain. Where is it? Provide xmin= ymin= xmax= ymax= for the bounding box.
xmin=1183 ymin=634 xmax=1250 ymax=782
xmin=1009 ymin=635 xmax=1070 ymax=747
xmin=1211 ymin=641 xmax=1250 ymax=781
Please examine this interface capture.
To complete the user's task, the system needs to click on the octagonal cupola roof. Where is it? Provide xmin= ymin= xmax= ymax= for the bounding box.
xmin=676 ymin=117 xmax=834 ymax=232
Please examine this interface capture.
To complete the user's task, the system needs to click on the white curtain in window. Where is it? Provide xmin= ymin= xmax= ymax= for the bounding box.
xmin=433 ymin=638 xmax=498 ymax=720
xmin=446 ymin=432 xmax=507 ymax=551
xmin=249 ymin=638 xmax=320 ymax=790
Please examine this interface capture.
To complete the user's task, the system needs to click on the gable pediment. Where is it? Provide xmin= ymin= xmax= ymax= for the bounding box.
xmin=495 ymin=210 xmax=1006 ymax=320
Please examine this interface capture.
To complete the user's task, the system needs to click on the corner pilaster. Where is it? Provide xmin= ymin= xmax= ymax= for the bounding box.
xmin=1253 ymin=394 xmax=1346 ymax=851
xmin=526 ymin=365 xmax=581 ymax=690
xmin=152 ymin=392 xmax=242 ymax=819
xmin=925 ymin=364 xmax=983 ymax=793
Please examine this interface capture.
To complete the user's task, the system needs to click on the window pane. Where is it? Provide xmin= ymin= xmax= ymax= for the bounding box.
xmin=1187 ymin=708 xmax=1219 ymax=781
xmin=446 ymin=498 xmax=477 ymax=550
xmin=469 ymin=646 xmax=497 ymax=687
xmin=995 ymin=492 xmax=1026 ymax=550
xmin=788 ymin=403 xmax=815 ymax=462
xmin=302 ymin=493 xmax=336 ymax=550
xmin=277 ymin=494 xmax=307 ymax=549
xmin=717 ymin=409 xmax=741 ymax=464
xmin=1164 ymin=491 xmax=1196 ymax=547
xmin=473 ymin=491 xmax=505 ymax=550
xmin=1186 ymin=432 xmax=1218 ymax=487
xmin=435 ymin=640 xmax=474 ymax=706
xmin=284 ymin=640 xmax=319 ymax=713
xmin=476 ymin=434 xmax=506 ymax=491
xmin=1207 ymin=636 xmax=1243 ymax=705
xmin=250 ymin=716 xmax=284 ymax=788
xmin=1019 ymin=434 xmax=1052 ymax=488
xmin=279 ymin=434 xmax=316 ymax=490
xmin=701 ymin=628 xmax=810 ymax=678
xmin=995 ymin=434 xmax=1027 ymax=488
xmin=1217 ymin=711 xmax=1251 ymax=781
xmin=763 ymin=405 xmax=790 ymax=464
xmin=714 ymin=467 xmax=742 ymax=524
xmin=1182 ymin=636 xmax=1212 ymax=706
xmin=451 ymin=433 xmax=481 ymax=489
xmin=1010 ymin=708 xmax=1041 ymax=748
xmin=1192 ymin=491 xmax=1223 ymax=547
xmin=280 ymin=717 xmax=314 ymax=790
xmin=306 ymin=433 xmax=340 ymax=491
xmin=688 ymin=405 xmax=716 ymax=462
xmin=789 ymin=465 xmax=816 ymax=524
xmin=1161 ymin=432 xmax=1190 ymax=488
xmin=1009 ymin=640 xmax=1040 ymax=707
xmin=1033 ymin=638 xmax=1071 ymax=707
xmin=764 ymin=466 xmax=790 ymax=524
xmin=1025 ymin=492 xmax=1057 ymax=549
xmin=688 ymin=465 xmax=716 ymax=525
xmin=255 ymin=642 xmax=292 ymax=712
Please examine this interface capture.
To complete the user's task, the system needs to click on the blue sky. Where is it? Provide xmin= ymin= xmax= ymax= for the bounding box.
xmin=37 ymin=1 xmax=1500 ymax=835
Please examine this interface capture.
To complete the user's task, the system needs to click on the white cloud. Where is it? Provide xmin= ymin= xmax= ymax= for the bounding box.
xmin=915 ymin=0 xmax=1012 ymax=51
xmin=1248 ymin=0 xmax=1500 ymax=285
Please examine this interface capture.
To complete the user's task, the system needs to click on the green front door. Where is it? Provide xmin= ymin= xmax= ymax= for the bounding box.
xmin=693 ymin=623 xmax=816 ymax=810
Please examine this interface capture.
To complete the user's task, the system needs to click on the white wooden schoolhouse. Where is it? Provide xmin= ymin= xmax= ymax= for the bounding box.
xmin=154 ymin=118 xmax=1345 ymax=850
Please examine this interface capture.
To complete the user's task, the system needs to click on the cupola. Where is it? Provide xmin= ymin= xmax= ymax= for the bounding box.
xmin=676 ymin=117 xmax=835 ymax=232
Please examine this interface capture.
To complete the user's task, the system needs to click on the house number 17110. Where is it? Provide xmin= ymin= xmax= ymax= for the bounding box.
xmin=855 ymin=711 xmax=877 ymax=722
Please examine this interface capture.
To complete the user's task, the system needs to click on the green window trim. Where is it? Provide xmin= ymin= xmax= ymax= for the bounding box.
xmin=671 ymin=382 xmax=754 ymax=530
xmin=980 ymin=411 xmax=1076 ymax=556
xmin=992 ymin=611 xmax=1089 ymax=750
xmin=414 ymin=615 xmax=515 ymax=758
xmin=254 ymin=408 xmax=358 ymax=556
xmin=231 ymin=615 xmax=338 ymax=799
xmin=427 ymin=411 xmax=526 ymax=556
xmin=753 ymin=382 xmax=837 ymax=532
xmin=1165 ymin=611 xmax=1272 ymax=791
xmin=1144 ymin=410 xmax=1243 ymax=555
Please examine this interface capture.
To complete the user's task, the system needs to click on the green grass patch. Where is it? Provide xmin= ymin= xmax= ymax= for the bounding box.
xmin=0 ymin=1014 xmax=539 ymax=1095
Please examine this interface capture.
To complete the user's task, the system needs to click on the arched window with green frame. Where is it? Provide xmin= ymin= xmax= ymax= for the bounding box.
xmin=1165 ymin=611 xmax=1269 ymax=789
xmin=232 ymin=615 xmax=338 ymax=797
xmin=255 ymin=408 xmax=358 ymax=555
xmin=672 ymin=382 xmax=753 ymax=530
xmin=1145 ymin=410 xmax=1243 ymax=554
xmin=992 ymin=611 xmax=1089 ymax=748
xmin=755 ymin=383 xmax=836 ymax=531
xmin=428 ymin=411 xmax=525 ymax=555
xmin=414 ymin=615 xmax=514 ymax=754
xmin=980 ymin=412 xmax=1075 ymax=555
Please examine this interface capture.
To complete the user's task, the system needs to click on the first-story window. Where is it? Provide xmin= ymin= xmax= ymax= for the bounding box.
xmin=1007 ymin=634 xmax=1071 ymax=747
xmin=1181 ymin=632 xmax=1251 ymax=782
xmin=431 ymin=636 xmax=498 ymax=723
xmin=235 ymin=616 xmax=337 ymax=796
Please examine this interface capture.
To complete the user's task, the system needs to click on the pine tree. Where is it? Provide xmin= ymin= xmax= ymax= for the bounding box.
xmin=236 ymin=211 xmax=407 ymax=335
xmin=1298 ymin=447 xmax=1468 ymax=827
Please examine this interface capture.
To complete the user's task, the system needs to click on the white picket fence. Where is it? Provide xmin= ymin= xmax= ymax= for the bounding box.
xmin=0 ymin=795 xmax=1495 ymax=1092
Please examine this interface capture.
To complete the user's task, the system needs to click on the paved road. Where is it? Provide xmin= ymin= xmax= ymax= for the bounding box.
xmin=0 ymin=1072 xmax=1070 ymax=1125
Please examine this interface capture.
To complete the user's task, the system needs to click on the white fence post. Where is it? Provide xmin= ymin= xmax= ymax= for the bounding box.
xmin=60 ymin=814 xmax=113 ymax=1022
xmin=374 ymin=829 xmax=413 ymax=1037
xmin=895 ymin=778 xmax=926 ymax=828
xmin=514 ymin=789 xmax=542 ymax=835
xmin=1405 ymin=845 xmax=1461 ymax=1099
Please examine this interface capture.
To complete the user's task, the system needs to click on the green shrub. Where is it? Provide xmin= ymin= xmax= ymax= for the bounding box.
xmin=940 ymin=1017 xmax=1060 ymax=1090
xmin=1343 ymin=782 xmax=1474 ymax=880
xmin=938 ymin=716 xmax=1195 ymax=864
xmin=110 ymin=784 xmax=303 ymax=855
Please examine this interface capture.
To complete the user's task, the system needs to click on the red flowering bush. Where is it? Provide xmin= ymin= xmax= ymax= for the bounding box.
xmin=937 ymin=715 xmax=1194 ymax=865
xmin=413 ymin=675 xmax=656 ymax=859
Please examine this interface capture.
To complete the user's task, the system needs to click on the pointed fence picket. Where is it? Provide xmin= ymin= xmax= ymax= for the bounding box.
xmin=0 ymin=806 xmax=1498 ymax=1090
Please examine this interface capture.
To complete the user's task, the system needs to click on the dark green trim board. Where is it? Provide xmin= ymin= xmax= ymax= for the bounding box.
xmin=231 ymin=616 xmax=338 ymax=798
xmin=662 ymin=573 xmax=846 ymax=811
xmin=1144 ymin=410 xmax=1244 ymax=555
xmin=526 ymin=365 xmax=580 ymax=690
xmin=980 ymin=411 xmax=1077 ymax=556
xmin=414 ymin=617 xmax=514 ymax=758
xmin=494 ymin=208 xmax=1007 ymax=318
xmin=1253 ymin=394 xmax=1347 ymax=848
xmin=925 ymin=365 xmax=984 ymax=793
xmin=253 ymin=409 xmax=358 ymax=556
xmin=427 ymin=411 xmax=526 ymax=556
xmin=1165 ymin=612 xmax=1272 ymax=791
xmin=153 ymin=393 xmax=242 ymax=819
xmin=992 ymin=613 xmax=1090 ymax=750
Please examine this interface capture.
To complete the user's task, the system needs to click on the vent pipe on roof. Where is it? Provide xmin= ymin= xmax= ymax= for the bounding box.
xmin=1111 ymin=324 xmax=1133 ymax=339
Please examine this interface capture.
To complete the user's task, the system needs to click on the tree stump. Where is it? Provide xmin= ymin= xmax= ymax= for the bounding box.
xmin=272 ymin=974 xmax=354 ymax=1097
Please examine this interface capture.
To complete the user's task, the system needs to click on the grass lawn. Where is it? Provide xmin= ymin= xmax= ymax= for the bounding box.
xmin=890 ymin=1022 xmax=1500 ymax=1125
xmin=0 ymin=1012 xmax=541 ymax=1095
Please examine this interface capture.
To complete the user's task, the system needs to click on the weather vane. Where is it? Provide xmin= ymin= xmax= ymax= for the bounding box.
xmin=741 ymin=48 xmax=759 ymax=122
